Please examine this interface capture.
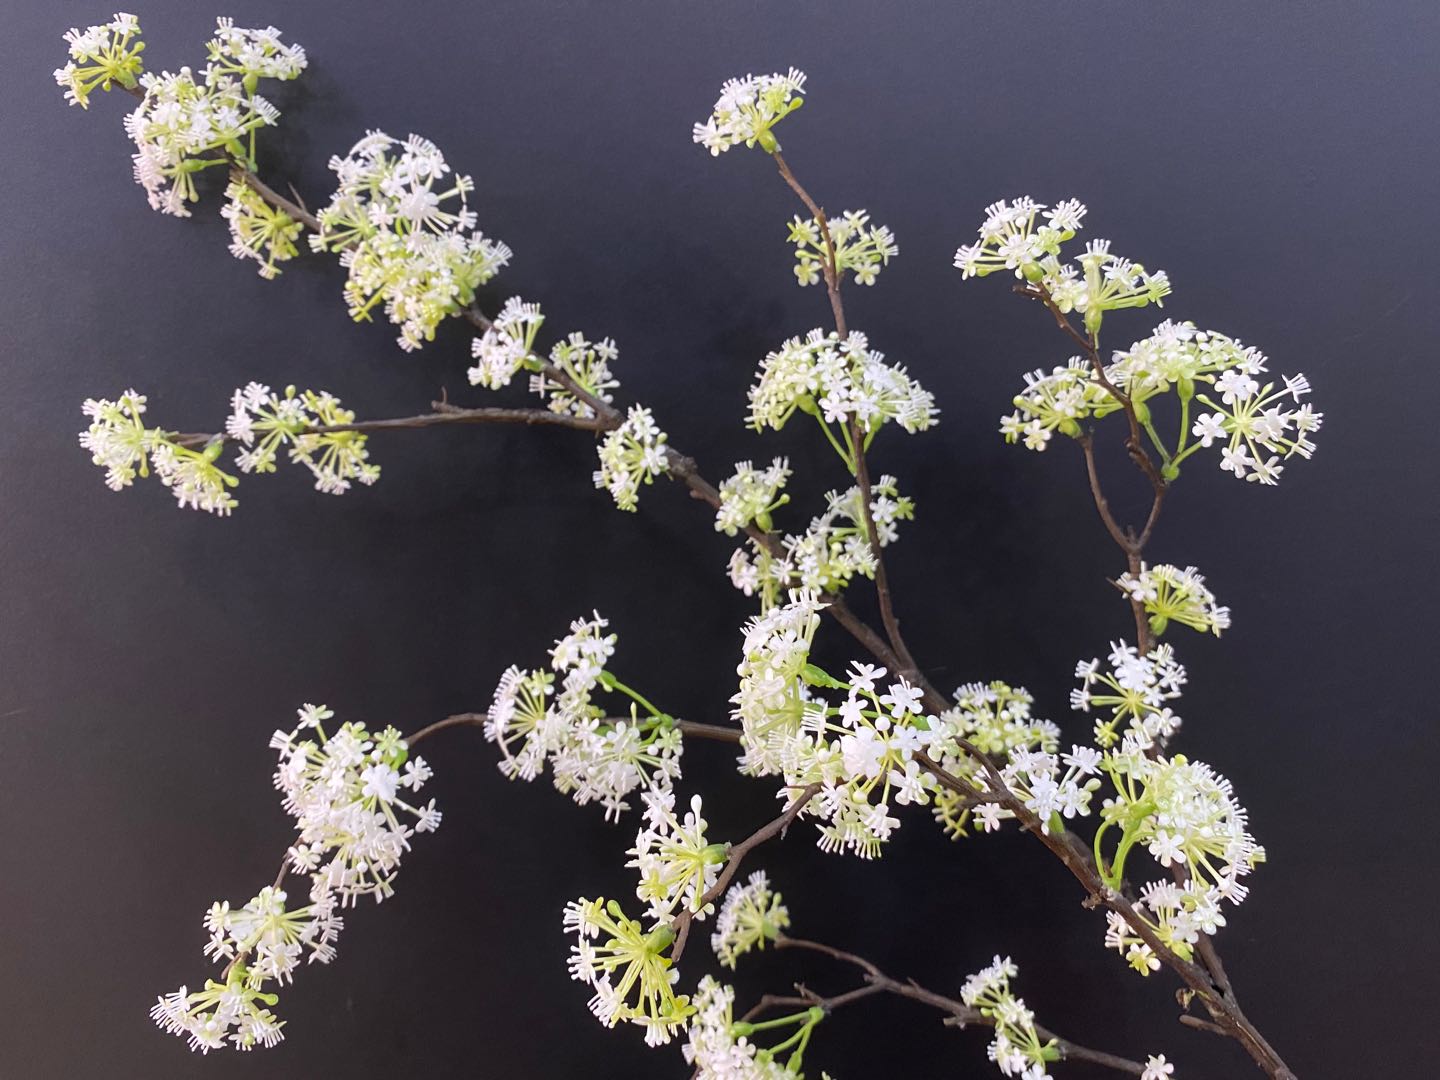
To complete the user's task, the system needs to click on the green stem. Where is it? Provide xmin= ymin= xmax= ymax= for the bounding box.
xmin=1168 ymin=441 xmax=1207 ymax=469
xmin=742 ymin=1011 xmax=813 ymax=1034
xmin=598 ymin=673 xmax=666 ymax=719
xmin=813 ymin=412 xmax=854 ymax=472
xmin=839 ymin=422 xmax=859 ymax=476
xmin=1092 ymin=819 xmax=1115 ymax=882
xmin=1141 ymin=416 xmax=1172 ymax=464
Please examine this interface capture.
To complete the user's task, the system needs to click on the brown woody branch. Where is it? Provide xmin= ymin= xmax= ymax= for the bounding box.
xmin=775 ymin=935 xmax=1147 ymax=1075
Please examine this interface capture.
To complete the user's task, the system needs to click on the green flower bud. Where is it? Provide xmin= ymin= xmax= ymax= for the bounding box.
xmin=801 ymin=663 xmax=845 ymax=689
xmin=644 ymin=923 xmax=676 ymax=953
xmin=700 ymin=843 xmax=730 ymax=865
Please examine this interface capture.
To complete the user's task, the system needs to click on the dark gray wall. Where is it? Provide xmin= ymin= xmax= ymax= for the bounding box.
xmin=3 ymin=1 xmax=1437 ymax=1076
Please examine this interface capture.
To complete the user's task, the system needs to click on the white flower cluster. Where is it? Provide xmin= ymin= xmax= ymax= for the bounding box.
xmin=531 ymin=331 xmax=622 ymax=418
xmin=710 ymin=871 xmax=790 ymax=969
xmin=310 ymin=131 xmax=511 ymax=350
xmin=996 ymin=359 xmax=1102 ymax=451
xmin=485 ymin=614 xmax=684 ymax=820
xmin=795 ymin=662 xmax=937 ymax=858
xmin=788 ymin=210 xmax=898 ymax=287
xmin=692 ymin=69 xmax=807 ymax=155
xmin=1072 ymin=640 xmax=1186 ymax=750
xmin=220 ymin=179 xmax=303 ymax=278
xmin=929 ymin=682 xmax=1059 ymax=839
xmin=683 ymin=977 xmax=792 ymax=1080
xmin=748 ymin=329 xmax=937 ymax=442
xmin=1098 ymin=750 xmax=1263 ymax=974
xmin=80 ymin=390 xmax=239 ymax=515
xmin=563 ymin=896 xmax=693 ymax=1046
xmin=594 ymin=406 xmax=671 ymax=511
xmin=953 ymin=197 xmax=1086 ymax=281
xmin=271 ymin=704 xmax=441 ymax=905
xmin=960 ymin=956 xmax=1057 ymax=1080
xmin=152 ymin=705 xmax=439 ymax=1053
xmin=204 ymin=18 xmax=307 ymax=85
xmin=468 ymin=296 xmax=545 ymax=388
xmin=736 ymin=631 xmax=946 ymax=858
xmin=1183 ymin=375 xmax=1320 ymax=486
xmin=726 ymin=477 xmax=914 ymax=607
xmin=715 ymin=457 xmax=791 ymax=536
xmin=227 ymin=382 xmax=380 ymax=494
xmin=1110 ymin=320 xmax=1323 ymax=483
xmin=54 ymin=12 xmax=144 ymax=109
xmin=731 ymin=591 xmax=824 ymax=776
xmin=629 ymin=792 xmax=725 ymax=920
xmin=986 ymin=744 xmax=1103 ymax=837
xmin=124 ymin=65 xmax=281 ymax=216
xmin=150 ymin=885 xmax=341 ymax=1053
xmin=997 ymin=316 xmax=1323 ymax=486
xmin=1116 ymin=562 xmax=1230 ymax=637
xmin=956 ymin=197 xmax=1170 ymax=340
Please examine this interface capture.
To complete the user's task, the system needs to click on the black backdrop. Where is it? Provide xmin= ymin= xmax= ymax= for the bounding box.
xmin=3 ymin=1 xmax=1437 ymax=1076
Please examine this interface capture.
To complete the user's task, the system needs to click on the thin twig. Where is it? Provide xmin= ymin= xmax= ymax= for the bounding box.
xmin=674 ymin=720 xmax=742 ymax=743
xmin=669 ymin=783 xmax=821 ymax=963
xmin=172 ymin=404 xmax=609 ymax=450
xmin=776 ymin=936 xmax=1146 ymax=1076
xmin=772 ymin=150 xmax=924 ymax=684
xmin=404 ymin=712 xmax=486 ymax=746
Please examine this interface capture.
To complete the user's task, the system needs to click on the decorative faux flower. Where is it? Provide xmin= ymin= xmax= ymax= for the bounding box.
xmin=693 ymin=69 xmax=807 ymax=155
xmin=54 ymin=12 xmax=145 ymax=108
xmin=563 ymin=896 xmax=694 ymax=1045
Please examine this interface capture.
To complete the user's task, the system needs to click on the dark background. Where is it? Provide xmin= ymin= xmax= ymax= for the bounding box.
xmin=3 ymin=1 xmax=1437 ymax=1076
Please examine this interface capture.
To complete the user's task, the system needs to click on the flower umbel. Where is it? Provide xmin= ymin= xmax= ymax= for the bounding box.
xmin=789 ymin=210 xmax=898 ymax=287
xmin=1116 ymin=563 xmax=1230 ymax=637
xmin=221 ymin=179 xmax=303 ymax=279
xmin=594 ymin=406 xmax=671 ymax=511
xmin=484 ymin=614 xmax=685 ymax=820
xmin=748 ymin=330 xmax=937 ymax=470
xmin=564 ymin=896 xmax=694 ymax=1046
xmin=228 ymin=382 xmax=380 ymax=494
xmin=711 ymin=871 xmax=790 ymax=969
xmin=310 ymin=131 xmax=511 ymax=350
xmin=54 ymin=13 xmax=144 ymax=108
xmin=960 ymin=956 xmax=1058 ymax=1079
xmin=693 ymin=69 xmax=807 ymax=155
xmin=271 ymin=705 xmax=441 ymax=905
xmin=468 ymin=297 xmax=545 ymax=389
xmin=80 ymin=391 xmax=239 ymax=515
xmin=629 ymin=793 xmax=726 ymax=920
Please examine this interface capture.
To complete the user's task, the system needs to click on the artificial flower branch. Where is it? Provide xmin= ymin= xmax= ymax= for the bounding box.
xmin=765 ymin=143 xmax=1293 ymax=1078
xmin=59 ymin=22 xmax=1322 ymax=1078
xmin=94 ymin=41 xmax=946 ymax=711
xmin=770 ymin=148 xmax=924 ymax=687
